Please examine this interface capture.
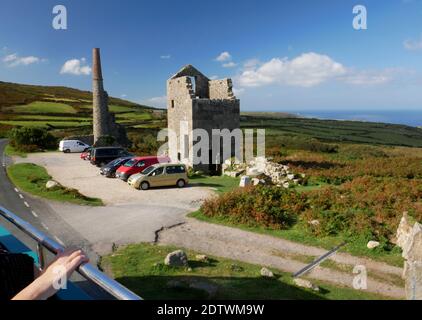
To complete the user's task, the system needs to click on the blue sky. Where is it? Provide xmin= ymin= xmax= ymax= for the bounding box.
xmin=1 ymin=0 xmax=422 ymax=112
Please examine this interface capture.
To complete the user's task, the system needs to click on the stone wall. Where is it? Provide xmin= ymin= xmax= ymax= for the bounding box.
xmin=209 ymin=79 xmax=236 ymax=100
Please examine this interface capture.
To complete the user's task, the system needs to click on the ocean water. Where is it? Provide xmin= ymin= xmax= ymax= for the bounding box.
xmin=290 ymin=110 xmax=422 ymax=127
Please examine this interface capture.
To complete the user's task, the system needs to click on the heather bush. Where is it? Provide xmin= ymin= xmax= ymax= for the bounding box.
xmin=202 ymin=186 xmax=307 ymax=229
xmin=286 ymin=156 xmax=422 ymax=184
xmin=267 ymin=136 xmax=338 ymax=155
xmin=303 ymin=176 xmax=422 ymax=240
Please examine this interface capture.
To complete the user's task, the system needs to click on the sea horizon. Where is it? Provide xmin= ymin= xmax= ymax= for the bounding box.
xmin=271 ymin=110 xmax=422 ymax=128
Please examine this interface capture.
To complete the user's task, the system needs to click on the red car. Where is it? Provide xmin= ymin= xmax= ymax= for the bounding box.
xmin=115 ymin=156 xmax=170 ymax=181
xmin=80 ymin=148 xmax=92 ymax=160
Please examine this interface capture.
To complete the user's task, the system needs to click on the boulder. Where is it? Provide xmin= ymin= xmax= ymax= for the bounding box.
xmin=367 ymin=241 xmax=380 ymax=249
xmin=260 ymin=267 xmax=274 ymax=278
xmin=293 ymin=278 xmax=319 ymax=292
xmin=309 ymin=220 xmax=320 ymax=227
xmin=46 ymin=180 xmax=59 ymax=189
xmin=287 ymin=174 xmax=295 ymax=180
xmin=164 ymin=250 xmax=188 ymax=267
xmin=396 ymin=212 xmax=413 ymax=250
xmin=239 ymin=176 xmax=251 ymax=188
xmin=403 ymin=223 xmax=422 ymax=261
xmin=404 ymin=261 xmax=422 ymax=300
xmin=246 ymin=167 xmax=260 ymax=177
xmin=195 ymin=254 xmax=208 ymax=262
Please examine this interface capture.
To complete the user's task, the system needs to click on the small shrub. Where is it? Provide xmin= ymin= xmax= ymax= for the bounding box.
xmin=128 ymin=131 xmax=162 ymax=155
xmin=9 ymin=127 xmax=57 ymax=152
xmin=94 ymin=135 xmax=116 ymax=147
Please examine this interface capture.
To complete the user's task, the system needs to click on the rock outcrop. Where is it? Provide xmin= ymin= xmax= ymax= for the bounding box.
xmin=395 ymin=212 xmax=422 ymax=300
xmin=164 ymin=250 xmax=188 ymax=267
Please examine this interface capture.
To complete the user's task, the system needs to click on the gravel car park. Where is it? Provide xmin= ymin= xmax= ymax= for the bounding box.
xmin=13 ymin=152 xmax=212 ymax=251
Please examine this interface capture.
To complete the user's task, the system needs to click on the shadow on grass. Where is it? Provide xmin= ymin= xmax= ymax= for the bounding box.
xmin=188 ymin=182 xmax=225 ymax=189
xmin=114 ymin=275 xmax=328 ymax=300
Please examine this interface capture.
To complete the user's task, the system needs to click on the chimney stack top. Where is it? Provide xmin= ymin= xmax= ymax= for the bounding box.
xmin=92 ymin=48 xmax=103 ymax=81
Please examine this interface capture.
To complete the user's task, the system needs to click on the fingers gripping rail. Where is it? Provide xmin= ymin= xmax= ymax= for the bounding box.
xmin=0 ymin=205 xmax=142 ymax=300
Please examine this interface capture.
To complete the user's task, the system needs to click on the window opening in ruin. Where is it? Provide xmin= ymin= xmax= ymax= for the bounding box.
xmin=171 ymin=100 xmax=175 ymax=108
xmin=188 ymin=76 xmax=197 ymax=98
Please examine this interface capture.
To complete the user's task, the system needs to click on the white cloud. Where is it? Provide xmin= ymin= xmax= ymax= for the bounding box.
xmin=209 ymin=75 xmax=219 ymax=80
xmin=342 ymin=69 xmax=393 ymax=85
xmin=237 ymin=52 xmax=394 ymax=88
xmin=3 ymin=53 xmax=41 ymax=67
xmin=404 ymin=35 xmax=422 ymax=51
xmin=222 ymin=62 xmax=237 ymax=68
xmin=121 ymin=94 xmax=127 ymax=98
xmin=238 ymin=52 xmax=347 ymax=87
xmin=215 ymin=51 xmax=232 ymax=62
xmin=60 ymin=58 xmax=91 ymax=76
xmin=233 ymin=87 xmax=245 ymax=96
xmin=160 ymin=54 xmax=171 ymax=59
xmin=147 ymin=96 xmax=167 ymax=108
xmin=243 ymin=59 xmax=260 ymax=69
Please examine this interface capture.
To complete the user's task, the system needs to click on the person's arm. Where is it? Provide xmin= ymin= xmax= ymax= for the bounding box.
xmin=12 ymin=249 xmax=88 ymax=300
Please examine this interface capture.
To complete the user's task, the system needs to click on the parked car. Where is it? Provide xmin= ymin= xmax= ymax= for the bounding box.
xmin=59 ymin=140 xmax=91 ymax=153
xmin=128 ymin=163 xmax=188 ymax=190
xmin=90 ymin=147 xmax=132 ymax=167
xmin=80 ymin=147 xmax=93 ymax=160
xmin=100 ymin=156 xmax=134 ymax=178
xmin=115 ymin=156 xmax=170 ymax=181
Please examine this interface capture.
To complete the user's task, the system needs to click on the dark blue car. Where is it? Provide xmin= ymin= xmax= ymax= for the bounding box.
xmin=99 ymin=156 xmax=134 ymax=178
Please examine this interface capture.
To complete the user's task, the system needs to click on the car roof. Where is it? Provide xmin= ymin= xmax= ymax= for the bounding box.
xmin=152 ymin=163 xmax=185 ymax=168
xmin=133 ymin=156 xmax=168 ymax=161
xmin=94 ymin=147 xmax=124 ymax=150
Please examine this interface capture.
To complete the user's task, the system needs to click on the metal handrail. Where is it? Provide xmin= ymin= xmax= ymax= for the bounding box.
xmin=0 ymin=205 xmax=142 ymax=300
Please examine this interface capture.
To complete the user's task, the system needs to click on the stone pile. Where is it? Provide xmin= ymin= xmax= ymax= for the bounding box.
xmin=223 ymin=157 xmax=304 ymax=188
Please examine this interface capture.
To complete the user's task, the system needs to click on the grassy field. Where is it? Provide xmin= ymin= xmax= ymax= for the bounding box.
xmin=7 ymin=163 xmax=103 ymax=206
xmin=189 ymin=175 xmax=240 ymax=193
xmin=101 ymin=243 xmax=388 ymax=300
xmin=6 ymin=101 xmax=77 ymax=114
xmin=0 ymin=120 xmax=92 ymax=128
xmin=4 ymin=145 xmax=27 ymax=158
xmin=242 ymin=115 xmax=422 ymax=148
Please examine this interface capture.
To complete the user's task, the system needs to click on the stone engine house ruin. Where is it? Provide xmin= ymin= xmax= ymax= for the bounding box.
xmin=167 ymin=65 xmax=240 ymax=175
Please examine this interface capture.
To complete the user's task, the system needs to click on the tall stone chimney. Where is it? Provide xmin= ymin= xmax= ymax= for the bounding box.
xmin=92 ymin=48 xmax=110 ymax=144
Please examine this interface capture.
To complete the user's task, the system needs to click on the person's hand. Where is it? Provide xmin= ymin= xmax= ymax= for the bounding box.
xmin=13 ymin=249 xmax=89 ymax=300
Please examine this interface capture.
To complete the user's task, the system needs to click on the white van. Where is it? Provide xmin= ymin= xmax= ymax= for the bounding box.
xmin=59 ymin=140 xmax=91 ymax=153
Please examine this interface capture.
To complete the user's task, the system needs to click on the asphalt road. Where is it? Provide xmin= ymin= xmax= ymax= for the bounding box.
xmin=0 ymin=139 xmax=111 ymax=299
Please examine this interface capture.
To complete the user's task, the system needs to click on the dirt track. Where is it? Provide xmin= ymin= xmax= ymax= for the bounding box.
xmin=158 ymin=218 xmax=405 ymax=299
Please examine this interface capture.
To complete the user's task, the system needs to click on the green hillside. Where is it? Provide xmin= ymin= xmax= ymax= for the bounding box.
xmin=0 ymin=81 xmax=149 ymax=109
xmin=0 ymin=81 xmax=166 ymax=137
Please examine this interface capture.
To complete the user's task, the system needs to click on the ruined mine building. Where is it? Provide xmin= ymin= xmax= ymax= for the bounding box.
xmin=167 ymin=65 xmax=240 ymax=174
